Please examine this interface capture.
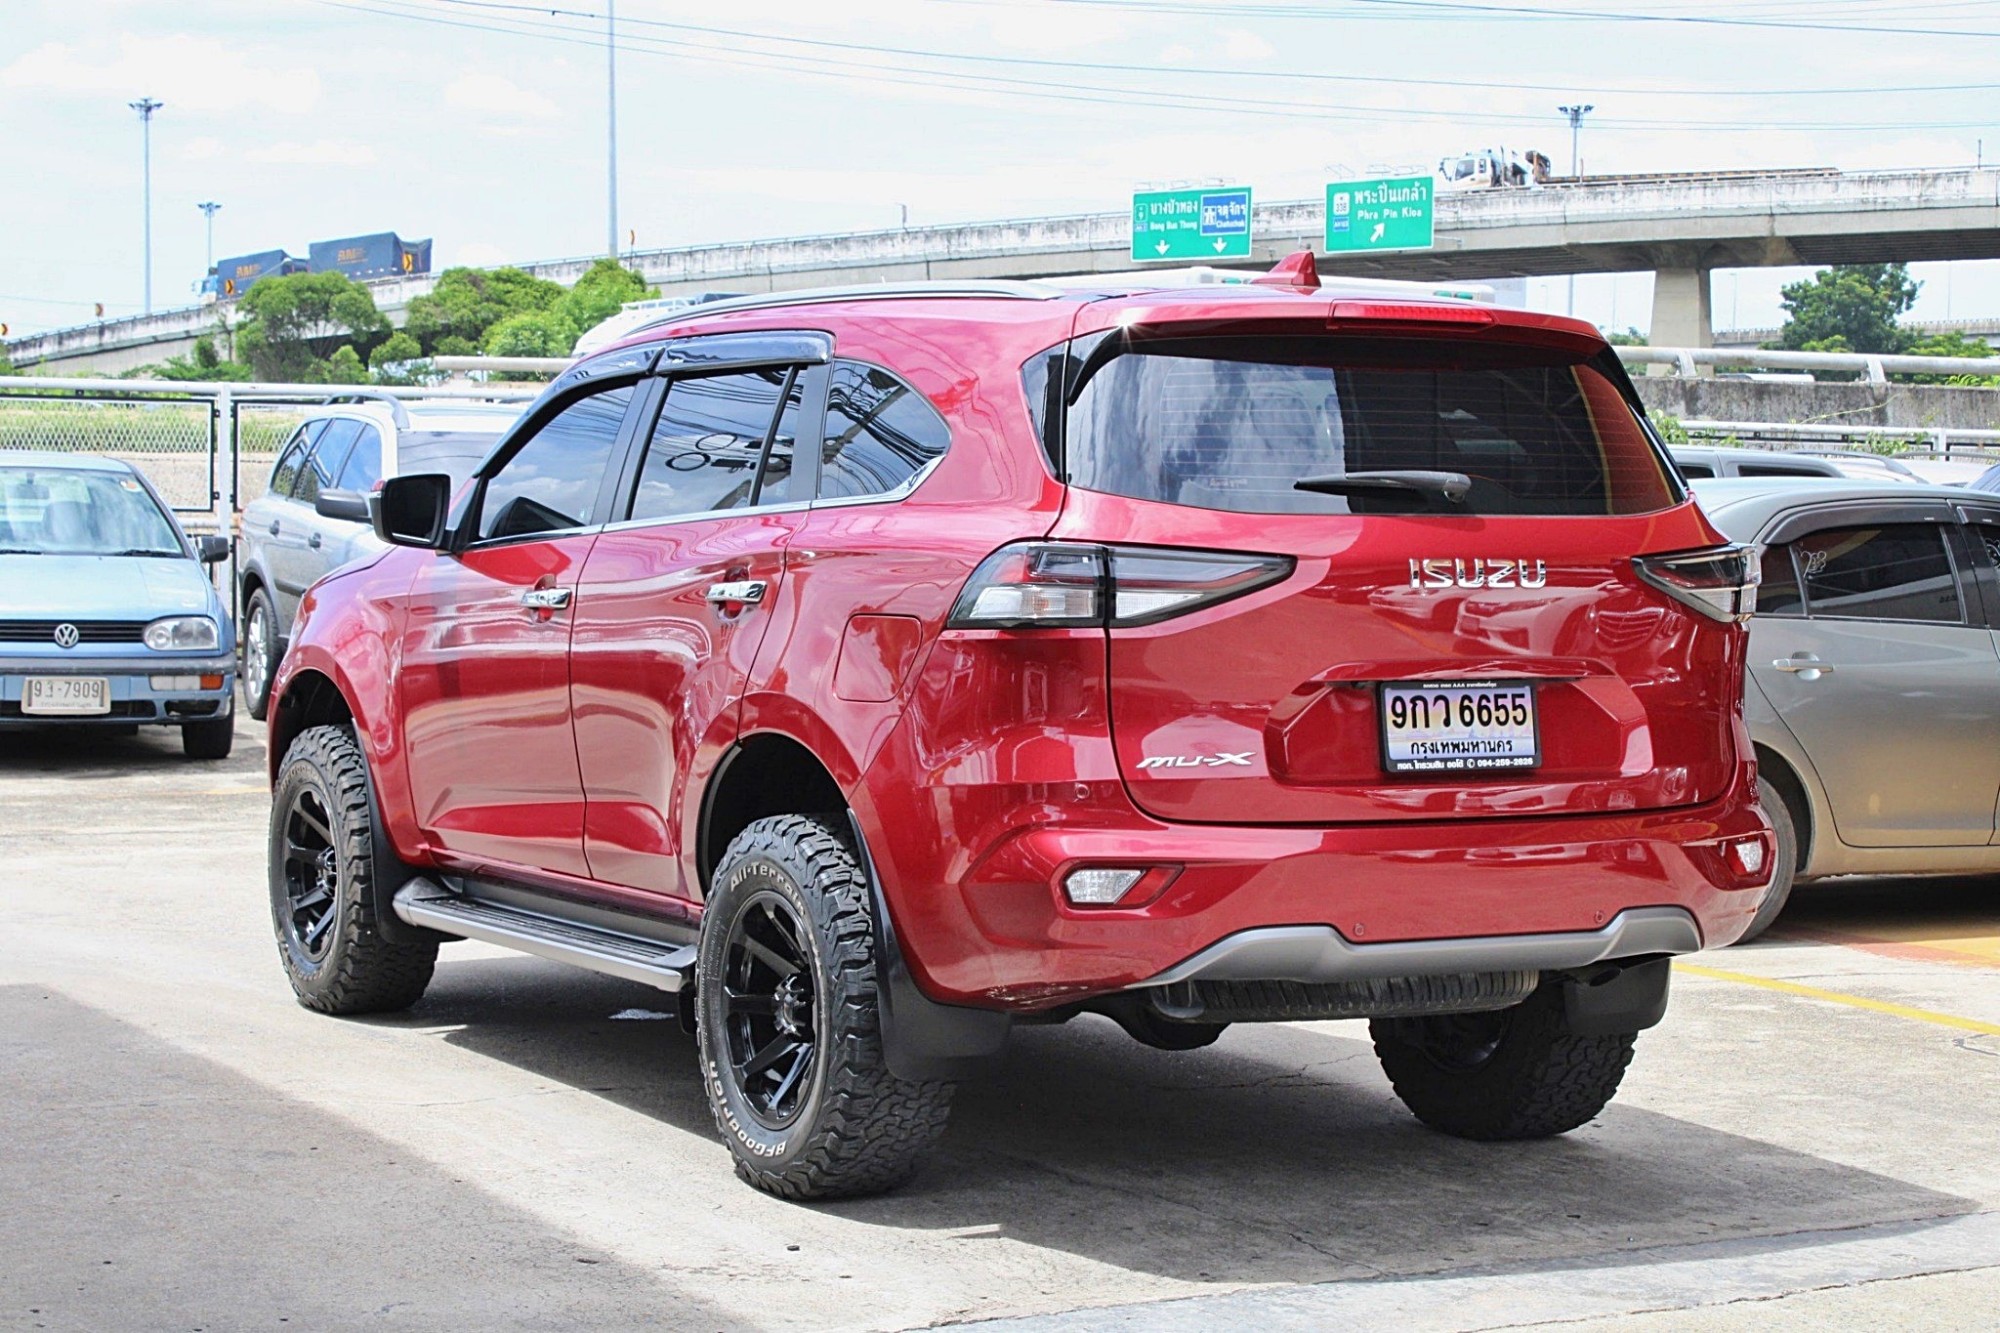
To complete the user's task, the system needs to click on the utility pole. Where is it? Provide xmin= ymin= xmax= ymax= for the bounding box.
xmin=1557 ymin=103 xmax=1593 ymax=317
xmin=606 ymin=0 xmax=619 ymax=259
xmin=197 ymin=201 xmax=221 ymax=274
xmin=130 ymin=97 xmax=163 ymax=314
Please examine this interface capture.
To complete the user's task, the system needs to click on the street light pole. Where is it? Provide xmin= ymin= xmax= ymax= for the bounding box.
xmin=1557 ymin=103 xmax=1593 ymax=317
xmin=197 ymin=201 xmax=221 ymax=274
xmin=606 ymin=0 xmax=619 ymax=259
xmin=130 ymin=97 xmax=163 ymax=314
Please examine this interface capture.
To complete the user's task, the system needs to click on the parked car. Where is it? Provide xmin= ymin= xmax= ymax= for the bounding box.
xmin=1790 ymin=450 xmax=1925 ymax=484
xmin=1967 ymin=461 xmax=2000 ymax=494
xmin=1697 ymin=476 xmax=2000 ymax=940
xmin=1669 ymin=445 xmax=1843 ymax=480
xmin=1890 ymin=453 xmax=1994 ymax=487
xmin=0 ymin=450 xmax=236 ymax=758
xmin=265 ymin=264 xmax=1771 ymax=1200
xmin=237 ymin=398 xmax=518 ymax=718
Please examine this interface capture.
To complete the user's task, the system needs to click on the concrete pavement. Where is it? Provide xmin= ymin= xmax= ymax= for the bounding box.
xmin=2 ymin=718 xmax=1997 ymax=1330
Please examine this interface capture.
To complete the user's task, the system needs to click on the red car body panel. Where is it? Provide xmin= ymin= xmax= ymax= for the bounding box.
xmin=272 ymin=283 xmax=1772 ymax=1017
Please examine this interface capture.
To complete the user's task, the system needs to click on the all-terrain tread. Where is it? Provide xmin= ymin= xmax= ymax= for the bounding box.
xmin=702 ymin=814 xmax=954 ymax=1200
xmin=272 ymin=725 xmax=436 ymax=1015
xmin=1371 ymin=983 xmax=1636 ymax=1141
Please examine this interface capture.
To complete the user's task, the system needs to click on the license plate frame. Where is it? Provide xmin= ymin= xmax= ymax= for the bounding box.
xmin=21 ymin=676 xmax=111 ymax=716
xmin=1379 ymin=680 xmax=1540 ymax=775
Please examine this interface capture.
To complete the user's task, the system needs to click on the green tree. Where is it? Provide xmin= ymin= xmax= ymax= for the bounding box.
xmin=1898 ymin=329 xmax=2000 ymax=386
xmin=155 ymin=333 xmax=251 ymax=382
xmin=1769 ymin=263 xmax=1920 ymax=354
xmin=234 ymin=272 xmax=390 ymax=381
xmin=483 ymin=309 xmax=578 ymax=358
xmin=317 ymin=345 xmax=369 ymax=385
xmin=554 ymin=259 xmax=655 ymax=338
xmin=367 ymin=330 xmax=430 ymax=386
xmin=403 ymin=266 xmax=564 ymax=353
xmin=1606 ymin=327 xmax=1647 ymax=347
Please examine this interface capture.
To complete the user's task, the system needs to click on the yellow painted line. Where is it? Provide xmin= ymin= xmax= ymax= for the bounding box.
xmin=1676 ymin=962 xmax=2000 ymax=1035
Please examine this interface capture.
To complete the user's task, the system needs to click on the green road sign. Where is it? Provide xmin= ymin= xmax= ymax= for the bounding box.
xmin=1131 ymin=187 xmax=1253 ymax=262
xmin=1325 ymin=176 xmax=1435 ymax=253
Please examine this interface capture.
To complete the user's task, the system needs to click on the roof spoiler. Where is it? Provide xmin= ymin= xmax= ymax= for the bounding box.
xmin=1254 ymin=250 xmax=1320 ymax=291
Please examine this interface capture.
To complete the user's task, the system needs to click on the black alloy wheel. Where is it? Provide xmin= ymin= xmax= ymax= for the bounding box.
xmin=720 ymin=892 xmax=820 ymax=1128
xmin=280 ymin=784 xmax=341 ymax=963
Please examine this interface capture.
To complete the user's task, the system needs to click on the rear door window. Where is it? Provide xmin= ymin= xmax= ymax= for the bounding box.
xmin=819 ymin=362 xmax=949 ymax=500
xmin=269 ymin=422 xmax=323 ymax=498
xmin=1756 ymin=543 xmax=1805 ymax=616
xmin=627 ymin=368 xmax=801 ymax=521
xmin=1065 ymin=336 xmax=1676 ymax=517
xmin=1795 ymin=524 xmax=1961 ymax=623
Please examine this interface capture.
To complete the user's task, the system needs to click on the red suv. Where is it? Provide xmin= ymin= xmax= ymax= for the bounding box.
xmin=266 ymin=256 xmax=1772 ymax=1199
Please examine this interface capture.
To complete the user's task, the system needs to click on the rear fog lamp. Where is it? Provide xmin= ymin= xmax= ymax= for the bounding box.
xmin=1729 ymin=836 xmax=1767 ymax=878
xmin=1062 ymin=866 xmax=1178 ymax=908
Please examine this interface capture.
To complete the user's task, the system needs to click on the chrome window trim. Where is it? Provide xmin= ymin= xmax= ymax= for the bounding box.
xmin=595 ymin=498 xmax=815 ymax=537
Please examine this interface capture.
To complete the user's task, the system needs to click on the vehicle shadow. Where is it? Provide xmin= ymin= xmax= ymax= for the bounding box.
xmin=0 ymin=713 xmax=266 ymax=779
xmin=405 ymin=952 xmax=1972 ymax=1286
xmin=1768 ymin=873 xmax=2000 ymax=950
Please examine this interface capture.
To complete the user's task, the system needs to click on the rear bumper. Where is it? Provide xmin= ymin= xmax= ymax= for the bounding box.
xmin=872 ymin=785 xmax=1772 ymax=1011
xmin=1138 ymin=905 xmax=1701 ymax=988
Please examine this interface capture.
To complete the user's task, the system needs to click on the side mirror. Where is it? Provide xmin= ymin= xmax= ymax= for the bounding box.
xmin=372 ymin=473 xmax=454 ymax=549
xmin=195 ymin=535 xmax=231 ymax=565
xmin=314 ymin=488 xmax=372 ymax=523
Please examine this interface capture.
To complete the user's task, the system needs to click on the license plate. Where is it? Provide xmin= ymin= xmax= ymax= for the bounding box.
xmin=1380 ymin=681 xmax=1539 ymax=774
xmin=22 ymin=676 xmax=110 ymax=716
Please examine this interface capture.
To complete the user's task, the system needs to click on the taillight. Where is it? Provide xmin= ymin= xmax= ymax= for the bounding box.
xmin=1633 ymin=545 xmax=1760 ymax=622
xmin=948 ymin=542 xmax=1293 ymax=630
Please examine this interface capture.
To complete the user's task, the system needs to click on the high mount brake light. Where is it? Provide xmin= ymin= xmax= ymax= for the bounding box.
xmin=1330 ymin=301 xmax=1496 ymax=325
xmin=1633 ymin=545 xmax=1761 ymax=622
xmin=948 ymin=543 xmax=1294 ymax=630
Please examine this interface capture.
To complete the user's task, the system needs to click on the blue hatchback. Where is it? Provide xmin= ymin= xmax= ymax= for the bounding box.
xmin=0 ymin=450 xmax=238 ymax=758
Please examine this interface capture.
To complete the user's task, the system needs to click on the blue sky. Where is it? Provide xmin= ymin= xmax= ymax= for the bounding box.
xmin=3 ymin=0 xmax=1998 ymax=338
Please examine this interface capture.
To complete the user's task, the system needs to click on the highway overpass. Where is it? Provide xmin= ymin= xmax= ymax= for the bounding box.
xmin=11 ymin=166 xmax=2000 ymax=375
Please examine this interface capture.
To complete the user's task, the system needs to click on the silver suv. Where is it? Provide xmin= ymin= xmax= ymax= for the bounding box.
xmin=238 ymin=399 xmax=517 ymax=717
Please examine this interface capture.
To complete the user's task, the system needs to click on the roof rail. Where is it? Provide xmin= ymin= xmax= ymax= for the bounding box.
xmin=624 ymin=279 xmax=1069 ymax=338
xmin=316 ymin=389 xmax=411 ymax=430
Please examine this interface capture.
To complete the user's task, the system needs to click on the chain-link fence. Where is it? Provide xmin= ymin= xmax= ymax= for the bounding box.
xmin=0 ymin=389 xmax=218 ymax=517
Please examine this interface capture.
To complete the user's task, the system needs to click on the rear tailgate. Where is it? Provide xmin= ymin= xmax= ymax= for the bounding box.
xmin=1048 ymin=319 xmax=1746 ymax=825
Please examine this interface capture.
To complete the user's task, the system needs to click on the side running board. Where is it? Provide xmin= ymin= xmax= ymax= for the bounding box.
xmin=392 ymin=881 xmax=697 ymax=993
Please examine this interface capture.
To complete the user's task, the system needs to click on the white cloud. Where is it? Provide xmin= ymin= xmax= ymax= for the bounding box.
xmin=180 ymin=136 xmax=224 ymax=161
xmin=0 ymin=33 xmax=320 ymax=113
xmin=245 ymin=140 xmax=378 ymax=166
xmin=444 ymin=72 xmax=559 ymax=120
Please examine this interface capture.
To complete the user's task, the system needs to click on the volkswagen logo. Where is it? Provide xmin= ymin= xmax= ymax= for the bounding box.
xmin=52 ymin=623 xmax=80 ymax=649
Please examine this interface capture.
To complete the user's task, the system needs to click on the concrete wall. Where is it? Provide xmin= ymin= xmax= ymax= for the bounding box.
xmin=1634 ymin=378 xmax=2000 ymax=431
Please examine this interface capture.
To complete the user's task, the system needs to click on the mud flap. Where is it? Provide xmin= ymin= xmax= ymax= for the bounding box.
xmin=847 ymin=813 xmax=1011 ymax=1082
xmin=1561 ymin=956 xmax=1672 ymax=1037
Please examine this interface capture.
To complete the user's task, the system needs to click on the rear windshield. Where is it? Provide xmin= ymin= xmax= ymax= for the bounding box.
xmin=1064 ymin=335 xmax=1678 ymax=517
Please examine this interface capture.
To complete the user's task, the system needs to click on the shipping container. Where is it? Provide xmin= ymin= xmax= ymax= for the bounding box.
xmin=307 ymin=232 xmax=433 ymax=281
xmin=208 ymin=250 xmax=307 ymax=298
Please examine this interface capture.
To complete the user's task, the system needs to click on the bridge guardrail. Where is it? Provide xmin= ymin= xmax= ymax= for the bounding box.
xmin=1618 ymin=345 xmax=2000 ymax=384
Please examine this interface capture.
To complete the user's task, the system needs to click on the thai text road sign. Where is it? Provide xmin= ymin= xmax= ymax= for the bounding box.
xmin=1325 ymin=177 xmax=1435 ymax=253
xmin=1132 ymin=187 xmax=1253 ymax=262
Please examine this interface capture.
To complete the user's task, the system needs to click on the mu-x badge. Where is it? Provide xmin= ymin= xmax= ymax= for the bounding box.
xmin=1136 ymin=752 xmax=1255 ymax=771
xmin=1408 ymin=558 xmax=1549 ymax=590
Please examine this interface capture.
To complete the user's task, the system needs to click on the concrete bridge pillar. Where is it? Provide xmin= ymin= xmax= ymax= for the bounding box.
xmin=1650 ymin=266 xmax=1714 ymax=352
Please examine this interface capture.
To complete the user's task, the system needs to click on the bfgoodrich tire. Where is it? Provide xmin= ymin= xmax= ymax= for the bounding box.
xmin=242 ymin=586 xmax=278 ymax=721
xmin=269 ymin=725 xmax=436 ymax=1015
xmin=1731 ymin=776 xmax=1798 ymax=945
xmin=698 ymin=815 xmax=955 ymax=1200
xmin=1371 ymin=981 xmax=1635 ymax=1140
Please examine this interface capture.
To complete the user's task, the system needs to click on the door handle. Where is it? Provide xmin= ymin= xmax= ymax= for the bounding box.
xmin=520 ymin=587 xmax=573 ymax=610
xmin=705 ymin=580 xmax=768 ymax=606
xmin=268 ymin=521 xmax=281 ymax=535
xmin=308 ymin=533 xmax=322 ymax=549
xmin=1772 ymin=655 xmax=1834 ymax=679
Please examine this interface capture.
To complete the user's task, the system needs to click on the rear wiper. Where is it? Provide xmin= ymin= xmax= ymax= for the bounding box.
xmin=1294 ymin=470 xmax=1471 ymax=505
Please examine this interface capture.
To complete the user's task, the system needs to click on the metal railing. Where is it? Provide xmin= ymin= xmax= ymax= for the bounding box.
xmin=1618 ymin=345 xmax=2000 ymax=384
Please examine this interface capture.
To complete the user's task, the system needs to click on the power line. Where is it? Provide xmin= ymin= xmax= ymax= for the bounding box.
xmin=324 ymin=0 xmax=2000 ymax=132
xmin=426 ymin=0 xmax=2000 ymax=97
